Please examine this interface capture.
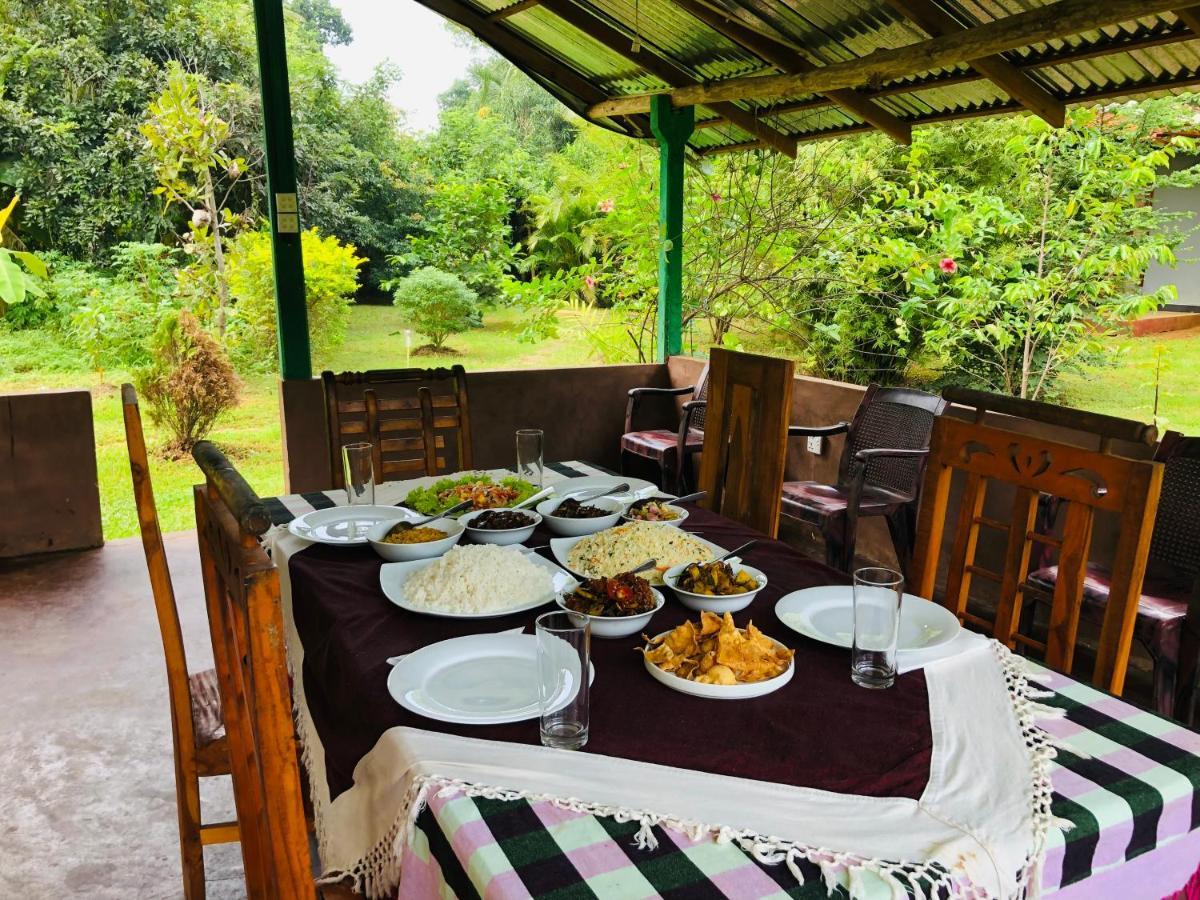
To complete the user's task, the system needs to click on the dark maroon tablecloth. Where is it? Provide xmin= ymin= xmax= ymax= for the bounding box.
xmin=288 ymin=505 xmax=933 ymax=802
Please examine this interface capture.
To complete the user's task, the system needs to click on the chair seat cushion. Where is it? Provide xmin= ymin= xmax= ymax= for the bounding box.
xmin=1027 ymin=563 xmax=1190 ymax=658
xmin=780 ymin=481 xmax=909 ymax=519
xmin=189 ymin=668 xmax=226 ymax=747
xmin=621 ymin=428 xmax=703 ymax=462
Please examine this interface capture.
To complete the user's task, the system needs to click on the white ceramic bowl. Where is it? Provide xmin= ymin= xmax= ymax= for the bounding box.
xmin=367 ymin=517 xmax=464 ymax=562
xmin=556 ymin=587 xmax=665 ymax=638
xmin=662 ymin=561 xmax=768 ymax=614
xmin=536 ymin=496 xmax=624 ymax=537
xmin=620 ymin=502 xmax=689 ymax=528
xmin=643 ymin=630 xmax=794 ymax=699
xmin=458 ymin=508 xmax=541 ymax=545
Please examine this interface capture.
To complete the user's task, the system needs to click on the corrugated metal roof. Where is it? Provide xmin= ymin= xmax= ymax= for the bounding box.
xmin=415 ymin=0 xmax=1200 ymax=154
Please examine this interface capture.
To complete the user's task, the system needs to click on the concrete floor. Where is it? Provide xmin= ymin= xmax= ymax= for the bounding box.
xmin=0 ymin=533 xmax=245 ymax=898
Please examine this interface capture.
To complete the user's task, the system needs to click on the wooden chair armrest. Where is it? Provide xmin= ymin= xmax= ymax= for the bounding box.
xmin=852 ymin=447 xmax=930 ymax=462
xmin=192 ymin=440 xmax=272 ymax=537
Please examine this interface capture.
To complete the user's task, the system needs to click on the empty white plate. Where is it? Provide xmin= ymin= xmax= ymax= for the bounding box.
xmin=379 ymin=551 xmax=573 ymax=618
xmin=774 ymin=586 xmax=960 ymax=652
xmin=288 ymin=505 xmax=414 ymax=546
xmin=387 ymin=632 xmax=593 ymax=725
xmin=552 ymin=475 xmax=658 ymax=504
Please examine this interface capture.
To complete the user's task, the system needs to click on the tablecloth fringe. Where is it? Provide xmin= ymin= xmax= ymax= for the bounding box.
xmin=309 ymin=639 xmax=1069 ymax=900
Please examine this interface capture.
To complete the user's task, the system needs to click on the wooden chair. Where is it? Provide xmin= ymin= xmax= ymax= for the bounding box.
xmin=912 ymin=415 xmax=1164 ymax=695
xmin=192 ymin=441 xmax=315 ymax=899
xmin=121 ymin=385 xmax=237 ymax=900
xmin=1027 ymin=432 xmax=1200 ymax=716
xmin=781 ymin=385 xmax=946 ymax=576
xmin=620 ymin=364 xmax=709 ymax=494
xmin=363 ymin=386 xmax=438 ymax=482
xmin=322 ymin=367 xmax=472 ymax=488
xmin=696 ymin=348 xmax=794 ymax=537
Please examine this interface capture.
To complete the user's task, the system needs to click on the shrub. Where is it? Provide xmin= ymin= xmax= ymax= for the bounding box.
xmin=135 ymin=310 xmax=240 ymax=457
xmin=392 ymin=267 xmax=478 ymax=352
xmin=225 ymin=228 xmax=365 ymax=371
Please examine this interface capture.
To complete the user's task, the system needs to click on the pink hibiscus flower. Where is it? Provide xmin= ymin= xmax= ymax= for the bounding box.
xmin=597 ymin=198 xmax=615 ymax=213
xmin=584 ymin=275 xmax=597 ymax=290
xmin=939 ymin=257 xmax=958 ymax=275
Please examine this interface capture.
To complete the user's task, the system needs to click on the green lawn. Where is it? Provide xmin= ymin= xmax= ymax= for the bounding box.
xmin=2 ymin=308 xmax=1197 ymax=540
xmin=0 ymin=304 xmax=608 ymax=539
xmin=1057 ymin=327 xmax=1200 ymax=435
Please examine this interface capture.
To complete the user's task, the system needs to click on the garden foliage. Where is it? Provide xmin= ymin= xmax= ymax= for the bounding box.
xmin=392 ymin=267 xmax=479 ymax=352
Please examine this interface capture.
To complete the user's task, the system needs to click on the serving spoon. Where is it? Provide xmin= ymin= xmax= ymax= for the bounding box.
xmin=390 ymin=498 xmax=473 ymax=530
xmin=564 ymin=482 xmax=631 ymax=503
xmin=714 ymin=540 xmax=757 ymax=563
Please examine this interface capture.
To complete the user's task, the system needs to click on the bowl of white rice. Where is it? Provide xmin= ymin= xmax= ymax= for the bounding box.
xmin=553 ymin=522 xmax=719 ymax=585
xmin=379 ymin=544 xmax=572 ymax=618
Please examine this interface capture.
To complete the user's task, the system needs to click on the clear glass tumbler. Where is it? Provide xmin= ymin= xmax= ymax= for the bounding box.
xmin=342 ymin=442 xmax=375 ymax=507
xmin=516 ymin=428 xmax=545 ymax=488
xmin=851 ymin=566 xmax=904 ymax=689
xmin=535 ymin=610 xmax=590 ymax=750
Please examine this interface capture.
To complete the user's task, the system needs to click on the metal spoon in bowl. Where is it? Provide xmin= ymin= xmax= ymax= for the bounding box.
xmin=567 ymin=482 xmax=631 ymax=503
xmin=625 ymin=558 xmax=658 ymax=576
xmin=512 ymin=487 xmax=554 ymax=510
xmin=713 ymin=540 xmax=757 ymax=563
xmin=390 ymin=498 xmax=473 ymax=531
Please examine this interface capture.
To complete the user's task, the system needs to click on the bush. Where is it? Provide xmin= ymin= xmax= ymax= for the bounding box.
xmin=135 ymin=310 xmax=240 ymax=457
xmin=392 ymin=267 xmax=478 ymax=352
xmin=225 ymin=228 xmax=365 ymax=371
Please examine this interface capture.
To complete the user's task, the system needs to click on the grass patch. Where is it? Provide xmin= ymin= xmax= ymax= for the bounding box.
xmin=3 ymin=308 xmax=1196 ymax=541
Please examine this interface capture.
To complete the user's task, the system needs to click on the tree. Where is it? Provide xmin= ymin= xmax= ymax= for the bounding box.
xmin=140 ymin=61 xmax=253 ymax=338
xmin=0 ymin=196 xmax=47 ymax=316
xmin=392 ymin=267 xmax=479 ymax=352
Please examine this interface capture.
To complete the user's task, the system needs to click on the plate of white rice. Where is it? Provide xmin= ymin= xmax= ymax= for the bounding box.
xmin=379 ymin=544 xmax=573 ymax=618
xmin=553 ymin=522 xmax=726 ymax=585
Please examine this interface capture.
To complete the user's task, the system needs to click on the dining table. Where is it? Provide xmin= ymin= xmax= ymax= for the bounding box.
xmin=266 ymin=460 xmax=1200 ymax=900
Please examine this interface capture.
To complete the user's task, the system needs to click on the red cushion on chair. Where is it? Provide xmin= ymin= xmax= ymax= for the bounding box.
xmin=780 ymin=481 xmax=908 ymax=516
xmin=1027 ymin=562 xmax=1189 ymax=660
xmin=621 ymin=429 xmax=703 ymax=462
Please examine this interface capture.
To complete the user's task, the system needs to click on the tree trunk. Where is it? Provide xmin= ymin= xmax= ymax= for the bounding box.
xmin=205 ymin=169 xmax=229 ymax=340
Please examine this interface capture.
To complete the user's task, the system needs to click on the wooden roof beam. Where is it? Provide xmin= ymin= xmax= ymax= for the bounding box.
xmin=885 ymin=0 xmax=1064 ymax=127
xmin=587 ymin=0 xmax=1187 ymax=117
xmin=669 ymin=0 xmax=912 ymax=143
xmin=537 ymin=0 xmax=798 ymax=156
xmin=488 ymin=0 xmax=541 ymax=21
xmin=1175 ymin=7 xmax=1200 ymax=32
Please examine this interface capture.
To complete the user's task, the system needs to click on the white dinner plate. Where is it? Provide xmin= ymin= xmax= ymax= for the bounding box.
xmin=550 ymin=531 xmax=728 ymax=584
xmin=552 ymin=475 xmax=659 ymax=504
xmin=288 ymin=505 xmax=415 ymax=546
xmin=379 ymin=551 xmax=573 ymax=618
xmin=387 ymin=632 xmax=594 ymax=725
xmin=642 ymin=630 xmax=794 ymax=700
xmin=774 ymin=586 xmax=961 ymax=652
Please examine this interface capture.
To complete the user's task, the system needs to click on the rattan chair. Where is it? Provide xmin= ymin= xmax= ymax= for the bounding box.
xmin=620 ymin=364 xmax=709 ymax=494
xmin=322 ymin=367 xmax=472 ymax=488
xmin=121 ymin=385 xmax=237 ymax=899
xmin=781 ymin=385 xmax=946 ymax=575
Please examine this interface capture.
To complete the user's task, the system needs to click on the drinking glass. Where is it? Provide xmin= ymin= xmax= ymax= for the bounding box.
xmin=535 ymin=610 xmax=590 ymax=750
xmin=342 ymin=442 xmax=375 ymax=508
xmin=851 ymin=566 xmax=904 ymax=689
xmin=516 ymin=428 xmax=545 ymax=488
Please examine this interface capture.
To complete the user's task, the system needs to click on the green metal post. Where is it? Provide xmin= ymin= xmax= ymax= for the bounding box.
xmin=251 ymin=0 xmax=311 ymax=379
xmin=650 ymin=95 xmax=694 ymax=363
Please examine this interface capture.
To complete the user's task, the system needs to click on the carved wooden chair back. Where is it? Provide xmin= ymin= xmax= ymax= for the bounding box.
xmin=192 ymin=442 xmax=315 ymax=900
xmin=697 ymin=348 xmax=794 ymax=537
xmin=122 ymin=385 xmax=237 ymax=899
xmin=322 ymin=366 xmax=472 ymax=488
xmin=912 ymin=416 xmax=1164 ymax=694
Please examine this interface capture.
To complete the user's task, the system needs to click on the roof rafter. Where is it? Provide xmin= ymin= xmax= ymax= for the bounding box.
xmin=667 ymin=0 xmax=913 ymax=143
xmin=884 ymin=0 xmax=1065 ymax=127
xmin=487 ymin=0 xmax=541 ymax=21
xmin=536 ymin=0 xmax=799 ymax=156
xmin=587 ymin=0 xmax=1189 ymax=117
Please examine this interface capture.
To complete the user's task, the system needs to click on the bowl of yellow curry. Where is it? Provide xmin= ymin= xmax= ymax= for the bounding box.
xmin=366 ymin=516 xmax=464 ymax=562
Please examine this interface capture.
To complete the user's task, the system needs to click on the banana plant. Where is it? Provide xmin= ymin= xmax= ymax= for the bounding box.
xmin=0 ymin=196 xmax=47 ymax=315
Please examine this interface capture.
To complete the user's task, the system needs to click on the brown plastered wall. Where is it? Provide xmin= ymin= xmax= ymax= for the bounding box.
xmin=0 ymin=390 xmax=102 ymax=558
xmin=279 ymin=364 xmax=673 ymax=493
